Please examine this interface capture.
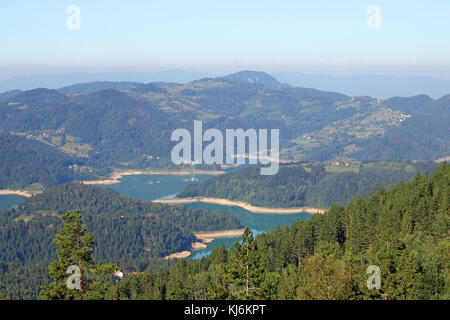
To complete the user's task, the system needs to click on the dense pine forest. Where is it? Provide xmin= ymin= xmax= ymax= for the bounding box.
xmin=178 ymin=161 xmax=439 ymax=208
xmin=0 ymin=75 xmax=447 ymax=300
xmin=0 ymin=183 xmax=242 ymax=299
xmin=1 ymin=163 xmax=447 ymax=300
xmin=1 ymin=0 xmax=449 ymax=306
xmin=105 ymin=163 xmax=449 ymax=300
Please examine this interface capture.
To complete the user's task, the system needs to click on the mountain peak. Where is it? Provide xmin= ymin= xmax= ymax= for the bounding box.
xmin=219 ymin=70 xmax=284 ymax=87
xmin=0 ymin=89 xmax=23 ymax=102
xmin=5 ymin=88 xmax=68 ymax=106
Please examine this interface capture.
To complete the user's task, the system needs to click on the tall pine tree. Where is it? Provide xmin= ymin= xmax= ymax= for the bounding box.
xmin=40 ymin=210 xmax=116 ymax=300
xmin=224 ymin=228 xmax=268 ymax=299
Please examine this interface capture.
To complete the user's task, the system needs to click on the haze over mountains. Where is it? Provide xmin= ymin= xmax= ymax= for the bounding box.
xmin=0 ymin=70 xmax=211 ymax=93
xmin=272 ymin=72 xmax=450 ymax=99
xmin=1 ymin=70 xmax=450 ymax=99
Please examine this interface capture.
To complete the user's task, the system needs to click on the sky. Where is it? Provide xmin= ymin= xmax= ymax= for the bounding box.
xmin=1 ymin=0 xmax=450 ymax=80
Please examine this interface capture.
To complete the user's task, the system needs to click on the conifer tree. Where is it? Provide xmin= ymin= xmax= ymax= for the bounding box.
xmin=39 ymin=210 xmax=116 ymax=300
xmin=224 ymin=228 xmax=268 ymax=299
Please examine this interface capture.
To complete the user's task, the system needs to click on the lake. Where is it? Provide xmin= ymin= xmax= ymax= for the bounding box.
xmin=183 ymin=202 xmax=310 ymax=259
xmin=98 ymin=174 xmax=313 ymax=259
xmin=99 ymin=173 xmax=212 ymax=201
xmin=0 ymin=173 xmax=313 ymax=260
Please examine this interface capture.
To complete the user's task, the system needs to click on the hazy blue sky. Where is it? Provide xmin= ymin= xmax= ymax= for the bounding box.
xmin=1 ymin=0 xmax=450 ymax=80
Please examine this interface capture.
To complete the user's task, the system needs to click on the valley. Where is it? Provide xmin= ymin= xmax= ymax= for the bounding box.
xmin=2 ymin=0 xmax=449 ymax=304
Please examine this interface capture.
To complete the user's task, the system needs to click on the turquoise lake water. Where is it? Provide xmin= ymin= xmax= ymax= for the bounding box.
xmin=0 ymin=174 xmax=312 ymax=260
xmin=98 ymin=174 xmax=212 ymax=201
xmin=182 ymin=202 xmax=310 ymax=259
xmin=0 ymin=194 xmax=27 ymax=210
xmin=98 ymin=174 xmax=312 ymax=259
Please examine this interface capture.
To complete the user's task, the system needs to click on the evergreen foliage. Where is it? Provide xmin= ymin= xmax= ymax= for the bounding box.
xmin=39 ymin=210 xmax=117 ymax=300
xmin=108 ymin=163 xmax=449 ymax=300
xmin=0 ymin=132 xmax=97 ymax=189
xmin=0 ymin=183 xmax=242 ymax=299
xmin=178 ymin=161 xmax=439 ymax=208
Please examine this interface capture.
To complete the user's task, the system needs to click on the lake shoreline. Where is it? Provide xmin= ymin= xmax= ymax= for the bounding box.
xmin=82 ymin=169 xmax=225 ymax=185
xmin=163 ymin=229 xmax=245 ymax=260
xmin=153 ymin=197 xmax=327 ymax=214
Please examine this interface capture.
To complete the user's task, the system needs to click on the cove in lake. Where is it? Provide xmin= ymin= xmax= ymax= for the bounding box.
xmin=98 ymin=173 xmax=212 ymax=201
xmin=0 ymin=174 xmax=313 ymax=260
xmin=0 ymin=194 xmax=27 ymax=210
xmin=183 ymin=202 xmax=310 ymax=259
xmin=97 ymin=174 xmax=312 ymax=259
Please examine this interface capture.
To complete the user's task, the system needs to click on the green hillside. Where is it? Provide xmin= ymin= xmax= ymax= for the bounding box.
xmin=0 ymin=88 xmax=177 ymax=167
xmin=107 ymin=162 xmax=449 ymax=300
xmin=125 ymin=73 xmax=449 ymax=161
xmin=0 ymin=182 xmax=242 ymax=299
xmin=178 ymin=161 xmax=439 ymax=208
xmin=0 ymin=132 xmax=98 ymax=189
xmin=0 ymin=73 xmax=448 ymax=170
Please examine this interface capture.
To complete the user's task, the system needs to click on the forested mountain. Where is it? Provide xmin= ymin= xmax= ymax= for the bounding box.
xmin=58 ymin=81 xmax=137 ymax=95
xmin=106 ymin=163 xmax=449 ymax=300
xmin=0 ymin=88 xmax=177 ymax=167
xmin=0 ymin=71 xmax=448 ymax=169
xmin=123 ymin=71 xmax=449 ymax=161
xmin=0 ymin=70 xmax=208 ymax=92
xmin=0 ymin=183 xmax=242 ymax=299
xmin=272 ymin=72 xmax=450 ymax=99
xmin=178 ymin=161 xmax=440 ymax=208
xmin=0 ymin=89 xmax=22 ymax=102
xmin=219 ymin=70 xmax=286 ymax=87
xmin=0 ymin=132 xmax=98 ymax=189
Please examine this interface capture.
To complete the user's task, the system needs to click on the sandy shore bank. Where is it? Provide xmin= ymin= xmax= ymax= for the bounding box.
xmin=163 ymin=229 xmax=245 ymax=259
xmin=154 ymin=197 xmax=327 ymax=214
xmin=195 ymin=229 xmax=246 ymax=243
xmin=0 ymin=189 xmax=42 ymax=198
xmin=83 ymin=169 xmax=225 ymax=185
xmin=163 ymin=250 xmax=192 ymax=260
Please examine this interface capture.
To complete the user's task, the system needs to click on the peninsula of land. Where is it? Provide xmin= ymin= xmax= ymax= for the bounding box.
xmin=154 ymin=197 xmax=327 ymax=214
xmin=82 ymin=169 xmax=226 ymax=185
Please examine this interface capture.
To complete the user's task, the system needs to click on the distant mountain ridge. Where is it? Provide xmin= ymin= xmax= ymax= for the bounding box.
xmin=219 ymin=70 xmax=288 ymax=87
xmin=0 ymin=182 xmax=242 ymax=299
xmin=272 ymin=72 xmax=450 ymax=99
xmin=0 ymin=70 xmax=211 ymax=92
xmin=2 ymin=70 xmax=450 ymax=98
xmin=0 ymin=89 xmax=23 ymax=102
xmin=58 ymin=81 xmax=138 ymax=94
